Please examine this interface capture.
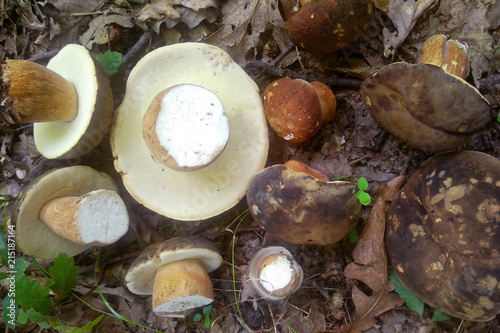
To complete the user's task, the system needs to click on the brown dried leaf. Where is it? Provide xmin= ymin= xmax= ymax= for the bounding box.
xmin=343 ymin=175 xmax=406 ymax=333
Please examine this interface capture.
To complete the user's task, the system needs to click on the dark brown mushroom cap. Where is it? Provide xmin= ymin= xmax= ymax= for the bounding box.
xmin=247 ymin=164 xmax=361 ymax=245
xmin=125 ymin=236 xmax=222 ymax=295
xmin=285 ymin=0 xmax=372 ymax=54
xmin=386 ymin=151 xmax=500 ymax=321
xmin=361 ymin=63 xmax=492 ymax=153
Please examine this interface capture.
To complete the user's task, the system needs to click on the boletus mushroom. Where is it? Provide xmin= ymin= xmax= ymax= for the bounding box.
xmin=0 ymin=44 xmax=113 ymax=159
xmin=386 ymin=150 xmax=500 ymax=321
xmin=248 ymin=246 xmax=303 ymax=300
xmin=12 ymin=166 xmax=129 ymax=259
xmin=125 ymin=236 xmax=222 ymax=317
xmin=419 ymin=34 xmax=470 ymax=79
xmin=360 ymin=62 xmax=493 ymax=153
xmin=285 ymin=0 xmax=373 ymax=54
xmin=263 ymin=78 xmax=336 ymax=143
xmin=111 ymin=42 xmax=268 ymax=221
xmin=247 ymin=160 xmax=361 ymax=245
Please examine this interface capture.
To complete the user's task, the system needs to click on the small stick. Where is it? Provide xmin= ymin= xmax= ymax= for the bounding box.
xmin=121 ymin=32 xmax=151 ymax=68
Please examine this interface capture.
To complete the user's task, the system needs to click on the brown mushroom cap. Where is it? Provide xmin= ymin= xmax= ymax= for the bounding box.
xmin=386 ymin=151 xmax=500 ymax=321
xmin=125 ymin=236 xmax=222 ymax=296
xmin=285 ymin=0 xmax=372 ymax=54
xmin=263 ymin=78 xmax=322 ymax=143
xmin=419 ymin=34 xmax=470 ymax=79
xmin=247 ymin=164 xmax=361 ymax=245
xmin=361 ymin=62 xmax=492 ymax=153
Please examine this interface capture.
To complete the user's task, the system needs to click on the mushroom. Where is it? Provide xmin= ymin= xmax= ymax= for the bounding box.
xmin=386 ymin=150 xmax=500 ymax=321
xmin=1 ymin=44 xmax=113 ymax=159
xmin=263 ymin=78 xmax=336 ymax=143
xmin=248 ymin=246 xmax=304 ymax=300
xmin=419 ymin=34 xmax=470 ymax=79
xmin=12 ymin=166 xmax=129 ymax=259
xmin=111 ymin=42 xmax=269 ymax=221
xmin=285 ymin=0 xmax=373 ymax=54
xmin=246 ymin=161 xmax=361 ymax=245
xmin=125 ymin=236 xmax=222 ymax=317
xmin=360 ymin=62 xmax=493 ymax=153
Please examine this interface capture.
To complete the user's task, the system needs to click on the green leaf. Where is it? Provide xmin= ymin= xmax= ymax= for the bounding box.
xmin=15 ymin=275 xmax=52 ymax=315
xmin=193 ymin=313 xmax=202 ymax=322
xmin=205 ymin=314 xmax=210 ymax=329
xmin=358 ymin=177 xmax=368 ymax=190
xmin=203 ymin=305 xmax=212 ymax=316
xmin=51 ymin=315 xmax=103 ymax=333
xmin=431 ymin=310 xmax=452 ymax=322
xmin=13 ymin=258 xmax=30 ymax=279
xmin=27 ymin=308 xmax=50 ymax=328
xmin=2 ymin=295 xmax=18 ymax=329
xmin=347 ymin=228 xmax=359 ymax=243
xmin=497 ymin=113 xmax=500 ymax=123
xmin=97 ymin=50 xmax=123 ymax=77
xmin=49 ymin=253 xmax=79 ymax=299
xmin=0 ymin=226 xmax=7 ymax=266
xmin=389 ymin=269 xmax=424 ymax=316
xmin=17 ymin=309 xmax=28 ymax=325
xmin=358 ymin=191 xmax=371 ymax=206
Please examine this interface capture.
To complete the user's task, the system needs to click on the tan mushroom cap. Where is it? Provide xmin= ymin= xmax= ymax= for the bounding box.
xmin=111 ymin=42 xmax=268 ymax=221
xmin=125 ymin=236 xmax=222 ymax=296
xmin=12 ymin=166 xmax=120 ymax=259
xmin=247 ymin=164 xmax=361 ymax=245
xmin=34 ymin=44 xmax=113 ymax=159
xmin=386 ymin=151 xmax=500 ymax=321
xmin=361 ymin=62 xmax=492 ymax=153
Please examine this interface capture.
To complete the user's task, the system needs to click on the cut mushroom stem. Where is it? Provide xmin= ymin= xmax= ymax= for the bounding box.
xmin=153 ymin=259 xmax=214 ymax=317
xmin=142 ymin=84 xmax=230 ymax=171
xmin=1 ymin=60 xmax=78 ymax=124
xmin=249 ymin=246 xmax=304 ymax=300
xmin=39 ymin=189 xmax=129 ymax=246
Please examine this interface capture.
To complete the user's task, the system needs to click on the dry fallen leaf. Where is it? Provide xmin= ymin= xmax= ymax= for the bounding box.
xmin=343 ymin=175 xmax=406 ymax=333
xmin=80 ymin=8 xmax=134 ymax=49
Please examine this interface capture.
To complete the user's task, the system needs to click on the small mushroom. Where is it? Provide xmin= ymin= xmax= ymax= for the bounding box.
xmin=1 ymin=44 xmax=113 ymax=159
xmin=419 ymin=34 xmax=470 ymax=79
xmin=248 ymin=246 xmax=304 ymax=300
xmin=125 ymin=236 xmax=222 ymax=317
xmin=285 ymin=0 xmax=373 ymax=54
xmin=263 ymin=78 xmax=336 ymax=143
xmin=386 ymin=150 xmax=500 ymax=321
xmin=247 ymin=161 xmax=361 ymax=245
xmin=111 ymin=42 xmax=269 ymax=221
xmin=360 ymin=62 xmax=493 ymax=153
xmin=12 ymin=166 xmax=129 ymax=259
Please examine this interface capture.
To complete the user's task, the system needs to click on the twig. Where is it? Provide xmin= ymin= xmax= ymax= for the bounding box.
xmin=244 ymin=60 xmax=363 ymax=90
xmin=121 ymin=32 xmax=151 ymax=68
xmin=25 ymin=49 xmax=58 ymax=62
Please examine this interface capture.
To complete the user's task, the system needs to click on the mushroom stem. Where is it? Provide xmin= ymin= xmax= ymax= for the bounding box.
xmin=152 ymin=259 xmax=214 ymax=317
xmin=1 ymin=60 xmax=78 ymax=124
xmin=142 ymin=84 xmax=230 ymax=171
xmin=39 ymin=189 xmax=129 ymax=246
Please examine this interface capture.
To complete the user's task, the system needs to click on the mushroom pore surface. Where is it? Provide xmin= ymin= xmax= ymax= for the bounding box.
xmin=386 ymin=151 xmax=500 ymax=321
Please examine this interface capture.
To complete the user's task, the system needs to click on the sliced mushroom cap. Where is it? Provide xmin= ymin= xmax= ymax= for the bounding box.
xmin=386 ymin=151 xmax=500 ymax=321
xmin=361 ymin=63 xmax=492 ymax=153
xmin=12 ymin=166 xmax=122 ymax=259
xmin=247 ymin=164 xmax=361 ymax=245
xmin=111 ymin=42 xmax=268 ymax=221
xmin=34 ymin=44 xmax=113 ymax=159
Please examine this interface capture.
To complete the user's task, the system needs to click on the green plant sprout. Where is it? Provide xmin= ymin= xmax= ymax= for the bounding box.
xmin=97 ymin=50 xmax=123 ymax=77
xmin=193 ymin=305 xmax=212 ymax=329
xmin=356 ymin=177 xmax=371 ymax=206
xmin=389 ymin=269 xmax=452 ymax=322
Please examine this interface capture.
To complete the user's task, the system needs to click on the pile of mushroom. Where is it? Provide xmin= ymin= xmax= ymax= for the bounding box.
xmin=247 ymin=160 xmax=361 ymax=245
xmin=0 ymin=44 xmax=113 ymax=159
xmin=125 ymin=236 xmax=222 ymax=317
xmin=111 ymin=42 xmax=269 ymax=221
xmin=386 ymin=150 xmax=500 ymax=321
xmin=360 ymin=35 xmax=493 ymax=153
xmin=12 ymin=166 xmax=129 ymax=259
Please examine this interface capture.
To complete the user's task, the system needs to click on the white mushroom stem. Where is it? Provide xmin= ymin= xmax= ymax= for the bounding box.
xmin=257 ymin=253 xmax=302 ymax=297
xmin=1 ymin=60 xmax=78 ymax=123
xmin=152 ymin=259 xmax=214 ymax=317
xmin=39 ymin=189 xmax=129 ymax=246
xmin=142 ymin=84 xmax=230 ymax=171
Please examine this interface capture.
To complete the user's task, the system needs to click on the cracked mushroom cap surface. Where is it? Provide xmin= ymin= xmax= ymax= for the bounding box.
xmin=34 ymin=44 xmax=113 ymax=159
xmin=12 ymin=166 xmax=120 ymax=259
xmin=111 ymin=42 xmax=268 ymax=221
xmin=360 ymin=63 xmax=492 ymax=153
xmin=247 ymin=164 xmax=361 ymax=245
xmin=386 ymin=151 xmax=500 ymax=321
xmin=125 ymin=236 xmax=222 ymax=296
